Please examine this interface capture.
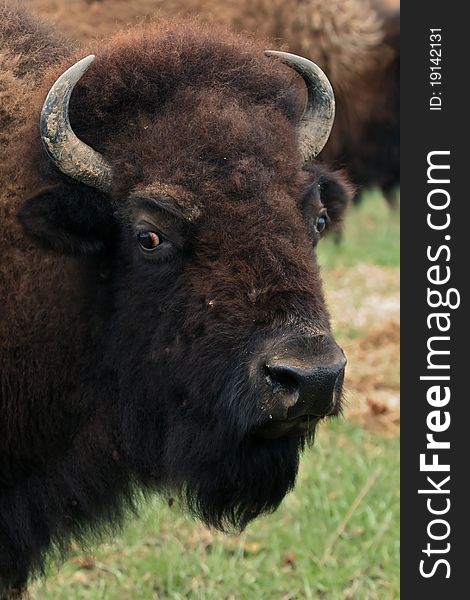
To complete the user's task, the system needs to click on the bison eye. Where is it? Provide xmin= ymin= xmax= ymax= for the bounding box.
xmin=137 ymin=230 xmax=162 ymax=251
xmin=315 ymin=212 xmax=329 ymax=234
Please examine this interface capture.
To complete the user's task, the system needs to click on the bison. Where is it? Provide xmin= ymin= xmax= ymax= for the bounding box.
xmin=0 ymin=2 xmax=351 ymax=594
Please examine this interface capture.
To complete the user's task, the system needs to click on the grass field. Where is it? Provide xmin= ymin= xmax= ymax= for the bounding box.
xmin=30 ymin=191 xmax=400 ymax=599
xmin=318 ymin=189 xmax=399 ymax=269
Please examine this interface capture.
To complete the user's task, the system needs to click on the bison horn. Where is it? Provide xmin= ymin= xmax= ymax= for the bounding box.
xmin=265 ymin=50 xmax=335 ymax=161
xmin=40 ymin=55 xmax=113 ymax=192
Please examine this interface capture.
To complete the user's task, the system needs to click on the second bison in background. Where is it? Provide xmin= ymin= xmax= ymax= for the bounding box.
xmin=1 ymin=2 xmax=351 ymax=593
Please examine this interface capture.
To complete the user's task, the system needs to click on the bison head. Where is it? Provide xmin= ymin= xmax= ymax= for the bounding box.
xmin=18 ymin=26 xmax=350 ymax=531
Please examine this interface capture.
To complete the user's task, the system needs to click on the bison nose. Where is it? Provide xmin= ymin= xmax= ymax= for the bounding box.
xmin=264 ymin=337 xmax=346 ymax=420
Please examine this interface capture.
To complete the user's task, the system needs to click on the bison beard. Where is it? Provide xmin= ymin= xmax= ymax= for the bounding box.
xmin=180 ymin=430 xmax=304 ymax=531
xmin=0 ymin=2 xmax=351 ymax=593
xmin=120 ymin=348 xmax=309 ymax=532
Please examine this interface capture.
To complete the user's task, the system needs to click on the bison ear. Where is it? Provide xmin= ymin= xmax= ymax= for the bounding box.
xmin=17 ymin=183 xmax=116 ymax=256
xmin=318 ymin=169 xmax=353 ymax=232
xmin=303 ymin=163 xmax=353 ymax=234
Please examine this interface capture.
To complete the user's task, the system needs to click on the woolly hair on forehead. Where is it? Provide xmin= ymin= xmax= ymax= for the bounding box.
xmin=35 ymin=22 xmax=305 ymax=152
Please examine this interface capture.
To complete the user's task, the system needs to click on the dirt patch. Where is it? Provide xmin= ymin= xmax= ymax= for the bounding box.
xmin=323 ymin=265 xmax=399 ymax=436
xmin=344 ymin=320 xmax=399 ymax=436
xmin=324 ymin=264 xmax=399 ymax=332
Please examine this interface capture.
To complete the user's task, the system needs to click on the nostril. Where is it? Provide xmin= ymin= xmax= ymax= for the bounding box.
xmin=263 ymin=356 xmax=346 ymax=419
xmin=264 ymin=364 xmax=299 ymax=394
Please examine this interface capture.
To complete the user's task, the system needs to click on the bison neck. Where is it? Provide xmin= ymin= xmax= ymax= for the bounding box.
xmin=0 ymin=411 xmax=134 ymax=590
xmin=0 ymin=243 xmax=130 ymax=585
xmin=1 ymin=243 xmax=110 ymax=472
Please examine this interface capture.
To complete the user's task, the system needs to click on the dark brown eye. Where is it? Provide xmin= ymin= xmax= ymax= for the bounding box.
xmin=137 ymin=230 xmax=161 ymax=251
xmin=315 ymin=213 xmax=328 ymax=234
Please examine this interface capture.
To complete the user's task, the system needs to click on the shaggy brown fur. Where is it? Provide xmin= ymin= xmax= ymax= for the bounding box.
xmin=25 ymin=0 xmax=400 ymax=202
xmin=1 ymin=3 xmax=351 ymax=594
xmin=0 ymin=1 xmax=71 ymax=152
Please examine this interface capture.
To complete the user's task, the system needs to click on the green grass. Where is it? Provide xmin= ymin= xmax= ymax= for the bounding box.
xmin=30 ymin=192 xmax=400 ymax=599
xmin=31 ymin=421 xmax=399 ymax=600
xmin=317 ymin=190 xmax=400 ymax=269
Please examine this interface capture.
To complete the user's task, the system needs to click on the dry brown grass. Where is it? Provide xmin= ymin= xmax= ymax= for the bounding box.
xmin=324 ymin=264 xmax=399 ymax=436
